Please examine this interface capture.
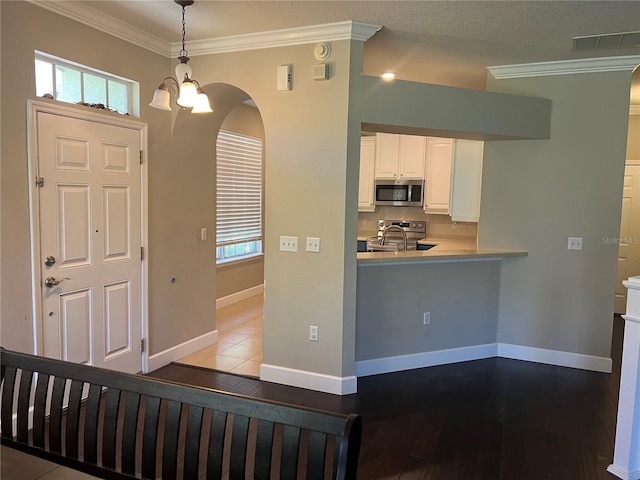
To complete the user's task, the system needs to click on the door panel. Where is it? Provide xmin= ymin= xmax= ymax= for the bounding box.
xmin=60 ymin=289 xmax=92 ymax=365
xmin=37 ymin=111 xmax=141 ymax=373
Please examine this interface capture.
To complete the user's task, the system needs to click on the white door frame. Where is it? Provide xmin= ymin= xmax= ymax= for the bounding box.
xmin=27 ymin=99 xmax=149 ymax=373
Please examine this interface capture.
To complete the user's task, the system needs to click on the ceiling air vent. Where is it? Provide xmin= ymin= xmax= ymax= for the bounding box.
xmin=573 ymin=31 xmax=640 ymax=51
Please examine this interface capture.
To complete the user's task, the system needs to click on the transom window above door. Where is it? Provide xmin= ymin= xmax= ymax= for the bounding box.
xmin=34 ymin=51 xmax=139 ymax=117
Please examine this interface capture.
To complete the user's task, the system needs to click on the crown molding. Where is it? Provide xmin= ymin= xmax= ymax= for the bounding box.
xmin=174 ymin=21 xmax=381 ymax=57
xmin=488 ymin=55 xmax=640 ymax=79
xmin=28 ymin=2 xmax=380 ymax=58
xmin=28 ymin=0 xmax=171 ymax=56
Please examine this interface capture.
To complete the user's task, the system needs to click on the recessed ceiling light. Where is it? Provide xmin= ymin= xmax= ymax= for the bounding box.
xmin=380 ymin=72 xmax=397 ymax=81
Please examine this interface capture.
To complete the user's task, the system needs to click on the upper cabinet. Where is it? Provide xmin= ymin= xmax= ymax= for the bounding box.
xmin=450 ymin=140 xmax=483 ymax=223
xmin=424 ymin=138 xmax=483 ymax=222
xmin=358 ymin=137 xmax=376 ymax=212
xmin=424 ymin=138 xmax=453 ymax=215
xmin=374 ymin=133 xmax=425 ymax=180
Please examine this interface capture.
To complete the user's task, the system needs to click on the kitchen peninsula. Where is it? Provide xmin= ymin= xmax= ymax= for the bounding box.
xmin=355 ymin=231 xmax=528 ymax=378
xmin=357 ymin=236 xmax=527 ymax=265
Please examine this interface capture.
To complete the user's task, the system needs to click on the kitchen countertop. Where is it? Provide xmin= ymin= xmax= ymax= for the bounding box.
xmin=357 ymin=234 xmax=527 ymax=265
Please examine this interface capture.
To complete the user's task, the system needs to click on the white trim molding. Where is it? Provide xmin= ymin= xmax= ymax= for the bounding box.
xmin=356 ymin=344 xmax=498 ymax=377
xmin=27 ymin=2 xmax=381 ymax=58
xmin=216 ymin=285 xmax=264 ymax=309
xmin=497 ymin=343 xmax=612 ymax=373
xmin=177 ymin=21 xmax=381 ymax=57
xmin=148 ymin=330 xmax=218 ymax=372
xmin=488 ymin=55 xmax=640 ymax=79
xmin=27 ymin=0 xmax=171 ymax=56
xmin=355 ymin=342 xmax=612 ymax=378
xmin=260 ymin=364 xmax=357 ymax=395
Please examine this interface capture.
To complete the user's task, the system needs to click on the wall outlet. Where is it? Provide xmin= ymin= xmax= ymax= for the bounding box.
xmin=306 ymin=237 xmax=320 ymax=253
xmin=568 ymin=237 xmax=583 ymax=250
xmin=309 ymin=325 xmax=319 ymax=341
xmin=200 ymin=227 xmax=207 ymax=241
xmin=423 ymin=312 xmax=431 ymax=325
xmin=280 ymin=235 xmax=298 ymax=252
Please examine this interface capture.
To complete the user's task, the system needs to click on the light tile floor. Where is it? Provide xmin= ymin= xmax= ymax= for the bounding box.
xmin=176 ymin=294 xmax=264 ymax=377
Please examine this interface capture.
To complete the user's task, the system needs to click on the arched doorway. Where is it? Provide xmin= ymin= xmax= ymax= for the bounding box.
xmin=177 ymin=84 xmax=265 ymax=377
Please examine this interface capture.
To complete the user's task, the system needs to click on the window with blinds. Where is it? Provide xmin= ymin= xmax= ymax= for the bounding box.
xmin=216 ymin=130 xmax=263 ymax=264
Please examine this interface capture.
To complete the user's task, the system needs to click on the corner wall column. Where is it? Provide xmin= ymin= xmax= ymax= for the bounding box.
xmin=609 ymin=275 xmax=640 ymax=480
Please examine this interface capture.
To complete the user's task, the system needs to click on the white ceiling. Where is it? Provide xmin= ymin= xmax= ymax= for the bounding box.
xmin=40 ymin=1 xmax=640 ymax=93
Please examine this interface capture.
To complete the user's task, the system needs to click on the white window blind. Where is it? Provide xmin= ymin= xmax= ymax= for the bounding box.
xmin=216 ymin=130 xmax=263 ymax=257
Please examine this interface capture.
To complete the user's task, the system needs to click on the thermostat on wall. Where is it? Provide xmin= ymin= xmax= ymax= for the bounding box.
xmin=313 ymin=64 xmax=328 ymax=81
xmin=277 ymin=64 xmax=292 ymax=91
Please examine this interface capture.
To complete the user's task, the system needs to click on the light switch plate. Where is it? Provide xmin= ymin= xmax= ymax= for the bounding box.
xmin=306 ymin=237 xmax=320 ymax=253
xmin=280 ymin=235 xmax=298 ymax=252
xmin=568 ymin=237 xmax=583 ymax=250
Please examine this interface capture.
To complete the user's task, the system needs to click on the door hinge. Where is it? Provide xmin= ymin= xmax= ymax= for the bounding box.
xmin=140 ymin=246 xmax=145 ymax=260
xmin=141 ymin=338 xmax=145 ymax=353
xmin=36 ymin=177 xmax=44 ymax=187
xmin=140 ymin=150 xmax=143 ymax=165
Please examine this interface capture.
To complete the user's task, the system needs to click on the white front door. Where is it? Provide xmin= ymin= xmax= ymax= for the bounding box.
xmin=35 ymin=109 xmax=143 ymax=374
xmin=615 ymin=163 xmax=640 ymax=314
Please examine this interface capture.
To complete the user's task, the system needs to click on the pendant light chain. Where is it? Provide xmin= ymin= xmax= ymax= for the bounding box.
xmin=180 ymin=5 xmax=188 ymax=58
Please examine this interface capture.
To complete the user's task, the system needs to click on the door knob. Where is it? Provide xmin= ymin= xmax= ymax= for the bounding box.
xmin=44 ymin=256 xmax=56 ymax=267
xmin=44 ymin=276 xmax=70 ymax=288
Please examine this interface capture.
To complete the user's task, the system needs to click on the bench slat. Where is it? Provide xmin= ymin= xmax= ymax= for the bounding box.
xmin=281 ymin=424 xmax=301 ymax=479
xmin=49 ymin=376 xmax=67 ymax=454
xmin=32 ymin=373 xmax=50 ymax=448
xmin=102 ymin=387 xmax=122 ymax=469
xmin=254 ymin=419 xmax=274 ymax=478
xmin=183 ymin=404 xmax=204 ymax=479
xmin=141 ymin=396 xmax=160 ymax=479
xmin=1 ymin=366 xmax=16 ymax=439
xmin=307 ymin=429 xmax=328 ymax=479
xmin=17 ymin=369 xmax=34 ymax=443
xmin=230 ymin=413 xmax=249 ymax=478
xmin=83 ymin=383 xmax=102 ymax=465
xmin=122 ymin=392 xmax=141 ymax=475
xmin=206 ymin=409 xmax=228 ymax=478
xmin=162 ymin=399 xmax=182 ymax=479
xmin=65 ymin=379 xmax=84 ymax=459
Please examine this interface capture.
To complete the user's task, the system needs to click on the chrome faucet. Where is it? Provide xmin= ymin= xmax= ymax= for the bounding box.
xmin=380 ymin=225 xmax=408 ymax=251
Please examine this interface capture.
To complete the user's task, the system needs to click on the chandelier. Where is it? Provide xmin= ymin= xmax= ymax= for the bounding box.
xmin=149 ymin=0 xmax=212 ymax=113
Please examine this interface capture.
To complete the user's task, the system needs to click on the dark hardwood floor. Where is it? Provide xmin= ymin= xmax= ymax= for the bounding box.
xmin=148 ymin=316 xmax=624 ymax=480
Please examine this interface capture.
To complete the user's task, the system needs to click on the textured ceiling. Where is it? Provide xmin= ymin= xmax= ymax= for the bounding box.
xmin=70 ymin=1 xmax=640 ymax=91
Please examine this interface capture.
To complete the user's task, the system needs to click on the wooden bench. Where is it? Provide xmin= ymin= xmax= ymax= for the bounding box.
xmin=0 ymin=348 xmax=361 ymax=479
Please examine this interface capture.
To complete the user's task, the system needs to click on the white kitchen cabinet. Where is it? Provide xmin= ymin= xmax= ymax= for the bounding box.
xmin=358 ymin=136 xmax=376 ymax=212
xmin=450 ymin=139 xmax=484 ymax=222
xmin=374 ymin=133 xmax=425 ymax=179
xmin=424 ymin=137 xmax=453 ymax=214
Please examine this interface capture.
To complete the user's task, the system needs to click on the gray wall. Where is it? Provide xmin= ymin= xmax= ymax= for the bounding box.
xmin=479 ymin=71 xmax=633 ymax=358
xmin=356 ymin=261 xmax=500 ymax=360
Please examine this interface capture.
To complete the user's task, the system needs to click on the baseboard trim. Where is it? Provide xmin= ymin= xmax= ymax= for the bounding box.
xmin=260 ymin=364 xmax=357 ymax=395
xmin=608 ymin=464 xmax=640 ymax=480
xmin=216 ymin=285 xmax=264 ymax=309
xmin=497 ymin=343 xmax=612 ymax=373
xmin=355 ymin=342 xmax=612 ymax=377
xmin=356 ymin=343 xmax=498 ymax=377
xmin=148 ymin=330 xmax=218 ymax=372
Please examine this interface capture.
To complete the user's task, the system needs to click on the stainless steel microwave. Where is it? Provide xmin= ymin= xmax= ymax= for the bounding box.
xmin=374 ymin=179 xmax=424 ymax=207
